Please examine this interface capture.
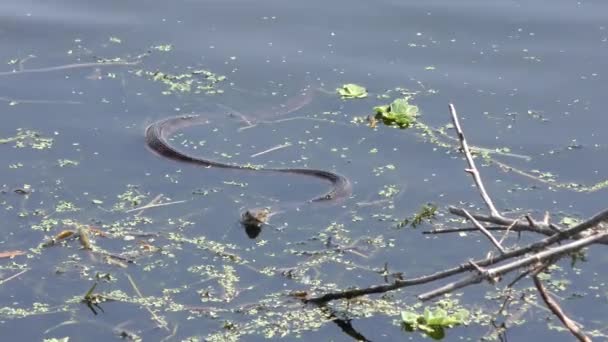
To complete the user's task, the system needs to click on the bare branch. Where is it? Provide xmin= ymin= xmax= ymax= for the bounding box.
xmin=418 ymin=231 xmax=608 ymax=301
xmin=307 ymin=215 xmax=608 ymax=304
xmin=462 ymin=209 xmax=506 ymax=253
xmin=0 ymin=269 xmax=28 ymax=285
xmin=498 ymin=219 xmax=519 ymax=245
xmin=307 ymin=102 xmax=608 ymax=308
xmin=533 ymin=276 xmax=591 ymax=342
xmin=543 ymin=211 xmax=550 ymax=225
xmin=525 ymin=214 xmax=536 ymax=228
xmin=449 ymin=207 xmax=555 ymax=235
xmin=449 ymin=103 xmax=501 ymax=218
xmin=423 ymin=226 xmax=516 ymax=235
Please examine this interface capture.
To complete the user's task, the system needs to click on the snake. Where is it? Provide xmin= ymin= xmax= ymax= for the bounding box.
xmin=145 ymin=115 xmax=352 ymax=236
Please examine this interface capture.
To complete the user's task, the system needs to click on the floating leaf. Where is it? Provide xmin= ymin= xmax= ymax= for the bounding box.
xmin=374 ymin=97 xmax=419 ymax=128
xmin=401 ymin=306 xmax=469 ymax=340
xmin=560 ymin=216 xmax=581 ymax=228
xmin=337 ymin=83 xmax=368 ymax=99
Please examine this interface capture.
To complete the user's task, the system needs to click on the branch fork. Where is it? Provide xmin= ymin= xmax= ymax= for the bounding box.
xmin=304 ymin=103 xmax=601 ymax=341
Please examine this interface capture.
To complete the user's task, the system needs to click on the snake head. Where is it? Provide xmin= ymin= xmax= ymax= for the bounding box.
xmin=240 ymin=208 xmax=270 ymax=227
xmin=240 ymin=208 xmax=271 ymax=239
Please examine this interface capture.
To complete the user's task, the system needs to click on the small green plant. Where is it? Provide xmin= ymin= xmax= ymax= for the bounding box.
xmin=401 ymin=307 xmax=469 ymax=340
xmin=337 ymin=83 xmax=368 ymax=99
xmin=396 ymin=203 xmax=437 ymax=228
xmin=373 ymin=97 xmax=419 ymax=128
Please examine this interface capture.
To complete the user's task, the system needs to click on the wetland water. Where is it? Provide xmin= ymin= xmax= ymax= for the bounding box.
xmin=1 ymin=0 xmax=607 ymax=340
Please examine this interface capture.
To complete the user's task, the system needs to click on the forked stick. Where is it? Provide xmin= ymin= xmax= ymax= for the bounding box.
xmin=448 ymin=103 xmax=501 ymax=218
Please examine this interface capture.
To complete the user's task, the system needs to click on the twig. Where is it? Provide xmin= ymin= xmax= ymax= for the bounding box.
xmin=126 ymin=199 xmax=187 ymax=214
xmin=525 ymin=214 xmax=536 ymax=228
xmin=449 ymin=207 xmax=565 ymax=236
xmin=543 ymin=211 xmax=550 ymax=225
xmin=218 ymin=103 xmax=255 ymax=126
xmin=418 ymin=231 xmax=608 ymax=301
xmin=449 ymin=103 xmax=501 ymax=218
xmin=238 ymin=116 xmax=342 ymax=132
xmin=506 ymin=268 xmax=533 ymax=288
xmin=0 ymin=97 xmax=82 ymax=105
xmin=533 ymin=275 xmax=591 ymax=342
xmin=307 ymin=102 xmax=608 ymax=307
xmin=499 ymin=219 xmax=519 ymax=245
xmin=250 ymin=142 xmax=292 ymax=158
xmin=126 ymin=274 xmax=169 ymax=331
xmin=423 ymin=226 xmax=521 ymax=234
xmin=132 ymin=193 xmax=163 ymax=216
xmin=462 ymin=209 xmax=506 ymax=253
xmin=160 ymin=324 xmax=179 ymax=342
xmin=307 ymin=206 xmax=608 ymax=304
xmin=0 ymin=268 xmax=28 ymax=285
xmin=0 ymin=60 xmax=140 ymax=77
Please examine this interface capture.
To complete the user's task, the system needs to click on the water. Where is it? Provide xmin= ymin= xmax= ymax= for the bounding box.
xmin=1 ymin=0 xmax=607 ymax=340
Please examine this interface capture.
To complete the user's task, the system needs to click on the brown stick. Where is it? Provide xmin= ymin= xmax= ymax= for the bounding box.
xmin=423 ymin=226 xmax=520 ymax=234
xmin=418 ymin=231 xmax=608 ymax=300
xmin=462 ymin=209 xmax=506 ymax=253
xmin=449 ymin=207 xmax=555 ymax=235
xmin=307 ymin=103 xmax=608 ymax=306
xmin=533 ymin=275 xmax=591 ymax=342
xmin=449 ymin=103 xmax=501 ymax=218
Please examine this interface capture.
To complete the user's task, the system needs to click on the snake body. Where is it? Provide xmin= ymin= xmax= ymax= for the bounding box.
xmin=145 ymin=115 xmax=352 ymax=204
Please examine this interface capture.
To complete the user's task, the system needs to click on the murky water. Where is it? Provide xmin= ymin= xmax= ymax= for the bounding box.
xmin=1 ymin=0 xmax=607 ymax=341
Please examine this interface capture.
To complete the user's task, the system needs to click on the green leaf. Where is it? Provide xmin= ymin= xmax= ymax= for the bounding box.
xmin=424 ymin=307 xmax=448 ymax=325
xmin=337 ymin=83 xmax=368 ymax=99
xmin=560 ymin=216 xmax=581 ymax=228
xmin=401 ymin=311 xmax=419 ymax=324
xmin=390 ymin=98 xmax=419 ymax=116
xmin=401 ymin=306 xmax=468 ymax=339
xmin=374 ymin=97 xmax=419 ymax=128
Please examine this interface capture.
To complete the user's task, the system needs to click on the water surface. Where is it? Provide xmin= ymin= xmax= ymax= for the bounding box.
xmin=1 ymin=0 xmax=607 ymax=341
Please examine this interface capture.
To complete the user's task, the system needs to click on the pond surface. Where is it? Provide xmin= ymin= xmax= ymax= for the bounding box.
xmin=1 ymin=0 xmax=607 ymax=341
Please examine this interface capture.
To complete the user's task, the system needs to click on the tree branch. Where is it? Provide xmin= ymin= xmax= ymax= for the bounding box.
xmin=449 ymin=103 xmax=501 ymax=218
xmin=462 ymin=209 xmax=506 ymax=254
xmin=417 ymin=231 xmax=608 ymax=301
xmin=533 ymin=275 xmax=591 ymax=342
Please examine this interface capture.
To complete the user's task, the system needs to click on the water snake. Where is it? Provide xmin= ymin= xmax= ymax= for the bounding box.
xmin=145 ymin=115 xmax=352 ymax=237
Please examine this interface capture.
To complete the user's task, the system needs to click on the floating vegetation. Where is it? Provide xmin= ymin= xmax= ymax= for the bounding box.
xmin=401 ymin=306 xmax=469 ymax=340
xmin=222 ymin=180 xmax=248 ymax=187
xmin=0 ymin=129 xmax=53 ymax=149
xmin=113 ymin=185 xmax=148 ymax=211
xmin=57 ymin=159 xmax=79 ymax=167
xmin=559 ymin=216 xmax=581 ymax=228
xmin=151 ymin=44 xmax=173 ymax=52
xmin=396 ymin=203 xmax=437 ymax=228
xmin=2 ymin=52 xmax=605 ymax=342
xmin=133 ymin=68 xmax=225 ymax=95
xmin=378 ymin=184 xmax=400 ymax=198
xmin=372 ymin=164 xmax=396 ymax=176
xmin=0 ymin=302 xmax=63 ymax=319
xmin=337 ymin=83 xmax=368 ymax=99
xmin=373 ymin=97 xmax=419 ymax=129
xmin=55 ymin=200 xmax=80 ymax=213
